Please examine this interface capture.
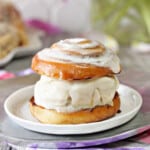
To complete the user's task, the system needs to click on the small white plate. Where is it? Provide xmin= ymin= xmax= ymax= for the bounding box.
xmin=4 ymin=84 xmax=142 ymax=135
xmin=0 ymin=31 xmax=42 ymax=67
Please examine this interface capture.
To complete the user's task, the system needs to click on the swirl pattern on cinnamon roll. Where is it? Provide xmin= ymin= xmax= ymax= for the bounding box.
xmin=32 ymin=38 xmax=120 ymax=80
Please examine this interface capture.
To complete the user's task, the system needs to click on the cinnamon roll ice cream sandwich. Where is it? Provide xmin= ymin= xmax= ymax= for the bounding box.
xmin=30 ymin=38 xmax=121 ymax=124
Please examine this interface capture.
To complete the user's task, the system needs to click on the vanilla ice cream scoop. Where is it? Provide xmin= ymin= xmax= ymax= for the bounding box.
xmin=34 ymin=75 xmax=119 ymax=112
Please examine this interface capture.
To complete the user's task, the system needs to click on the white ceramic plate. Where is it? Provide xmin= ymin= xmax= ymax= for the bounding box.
xmin=4 ymin=84 xmax=142 ymax=135
xmin=0 ymin=31 xmax=42 ymax=67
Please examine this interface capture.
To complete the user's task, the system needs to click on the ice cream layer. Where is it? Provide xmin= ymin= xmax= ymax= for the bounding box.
xmin=34 ymin=75 xmax=119 ymax=112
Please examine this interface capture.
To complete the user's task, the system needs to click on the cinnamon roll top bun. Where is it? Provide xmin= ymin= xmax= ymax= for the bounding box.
xmin=32 ymin=38 xmax=120 ymax=80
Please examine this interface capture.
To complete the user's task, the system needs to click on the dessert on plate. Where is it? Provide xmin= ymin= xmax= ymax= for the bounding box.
xmin=30 ymin=38 xmax=121 ymax=124
xmin=0 ymin=0 xmax=28 ymax=59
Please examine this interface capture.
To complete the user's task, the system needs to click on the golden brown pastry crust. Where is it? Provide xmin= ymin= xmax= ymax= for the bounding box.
xmin=32 ymin=55 xmax=113 ymax=80
xmin=29 ymin=93 xmax=120 ymax=124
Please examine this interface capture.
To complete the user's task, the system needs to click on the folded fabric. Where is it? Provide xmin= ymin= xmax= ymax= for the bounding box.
xmin=0 ymin=68 xmax=33 ymax=80
xmin=0 ymin=70 xmax=15 ymax=80
xmin=25 ymin=19 xmax=62 ymax=35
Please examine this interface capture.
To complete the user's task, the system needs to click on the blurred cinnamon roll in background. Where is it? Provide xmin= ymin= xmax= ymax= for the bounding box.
xmin=0 ymin=0 xmax=28 ymax=59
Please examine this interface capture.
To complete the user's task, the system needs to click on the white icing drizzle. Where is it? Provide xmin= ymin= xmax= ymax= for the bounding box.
xmin=58 ymin=38 xmax=100 ymax=49
xmin=37 ymin=38 xmax=120 ymax=73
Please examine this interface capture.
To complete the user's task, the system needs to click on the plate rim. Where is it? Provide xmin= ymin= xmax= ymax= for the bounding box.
xmin=4 ymin=84 xmax=143 ymax=135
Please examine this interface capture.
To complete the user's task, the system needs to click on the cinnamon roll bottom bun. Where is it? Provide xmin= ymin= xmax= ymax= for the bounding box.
xmin=30 ymin=93 xmax=120 ymax=124
xmin=31 ymin=38 xmax=121 ymax=124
